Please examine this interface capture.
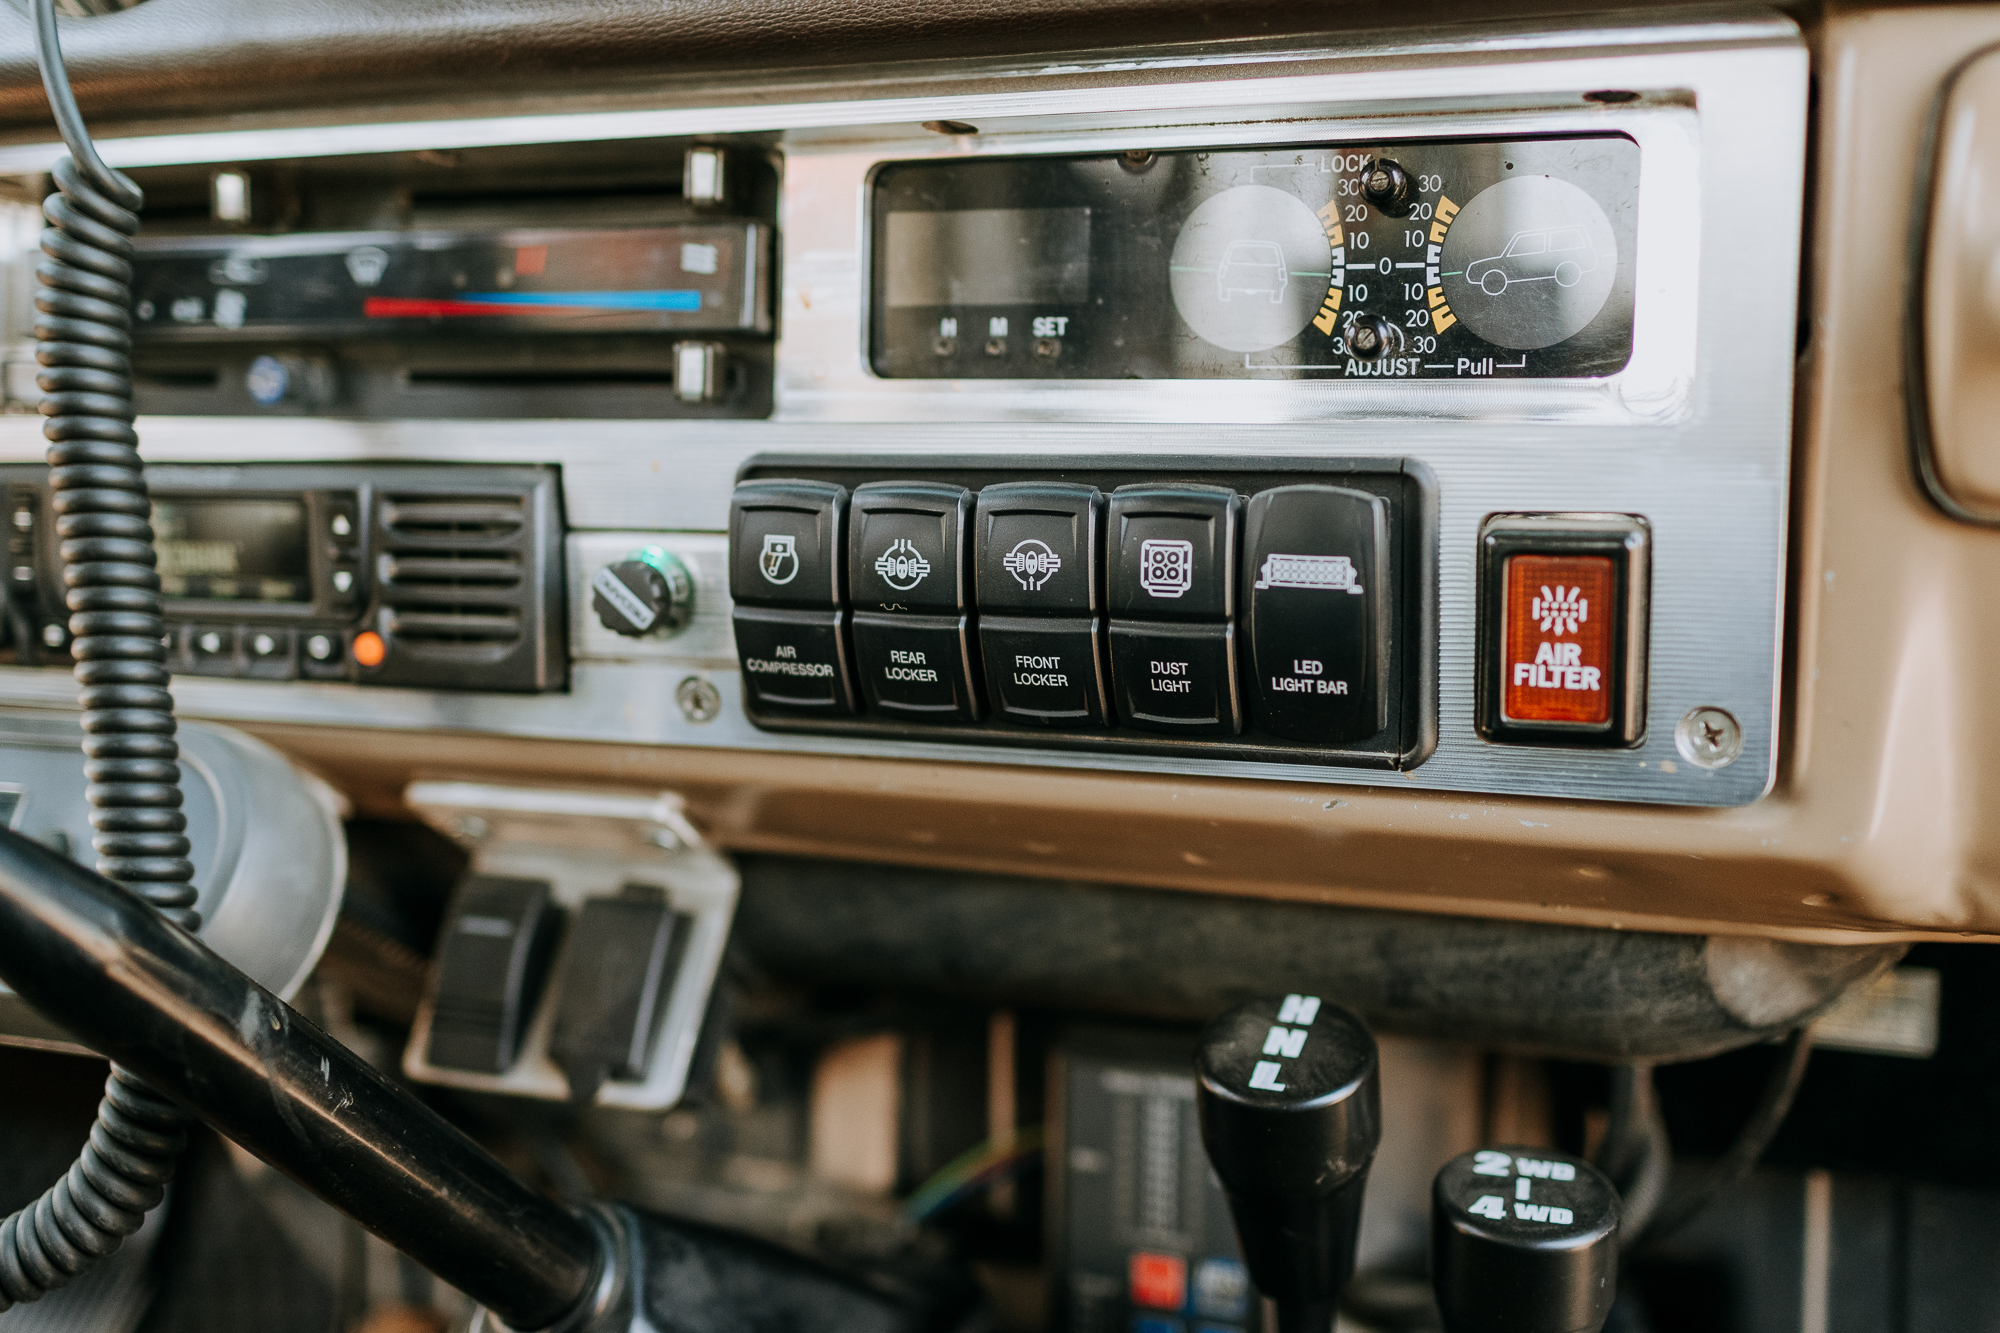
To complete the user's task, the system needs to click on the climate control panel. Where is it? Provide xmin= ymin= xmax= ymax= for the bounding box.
xmin=726 ymin=458 xmax=1435 ymax=769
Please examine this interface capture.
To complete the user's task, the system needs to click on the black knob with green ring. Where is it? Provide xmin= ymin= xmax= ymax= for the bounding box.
xmin=591 ymin=547 xmax=695 ymax=638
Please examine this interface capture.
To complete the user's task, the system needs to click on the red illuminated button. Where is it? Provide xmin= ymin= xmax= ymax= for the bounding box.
xmin=1129 ymin=1252 xmax=1188 ymax=1311
xmin=351 ymin=629 xmax=387 ymax=669
xmin=1500 ymin=554 xmax=1615 ymax=727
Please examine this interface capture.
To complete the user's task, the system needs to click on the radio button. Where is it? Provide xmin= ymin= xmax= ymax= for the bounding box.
xmin=1242 ymin=485 xmax=1388 ymax=745
xmin=187 ymin=625 xmax=239 ymax=676
xmin=848 ymin=483 xmax=970 ymax=614
xmin=980 ymin=616 xmax=1106 ymax=727
xmin=301 ymin=630 xmax=349 ymax=681
xmin=326 ymin=491 xmax=360 ymax=545
xmin=244 ymin=629 xmax=297 ymax=680
xmin=732 ymin=607 xmax=857 ymax=714
xmin=730 ymin=480 xmax=847 ymax=611
xmin=1109 ymin=484 xmax=1240 ymax=622
xmin=973 ymin=482 xmax=1101 ymax=615
xmin=852 ymin=612 xmax=980 ymax=722
xmin=1108 ymin=621 xmax=1241 ymax=736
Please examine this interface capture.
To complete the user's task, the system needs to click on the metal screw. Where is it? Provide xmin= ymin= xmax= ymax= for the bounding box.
xmin=1675 ymin=706 xmax=1743 ymax=769
xmin=676 ymin=675 xmax=722 ymax=724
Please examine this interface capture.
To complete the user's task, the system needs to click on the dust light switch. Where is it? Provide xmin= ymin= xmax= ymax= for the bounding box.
xmin=1476 ymin=515 xmax=1649 ymax=746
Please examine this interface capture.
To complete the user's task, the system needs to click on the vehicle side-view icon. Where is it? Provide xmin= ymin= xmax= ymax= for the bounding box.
xmin=1465 ymin=225 xmax=1597 ymax=295
xmin=1216 ymin=239 xmax=1289 ymax=303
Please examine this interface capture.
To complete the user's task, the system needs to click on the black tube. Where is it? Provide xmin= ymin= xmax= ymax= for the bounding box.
xmin=1639 ymin=1028 xmax=1812 ymax=1246
xmin=0 ymin=826 xmax=602 ymax=1332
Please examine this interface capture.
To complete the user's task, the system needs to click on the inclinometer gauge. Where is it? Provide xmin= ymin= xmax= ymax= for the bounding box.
xmin=870 ymin=135 xmax=1638 ymax=381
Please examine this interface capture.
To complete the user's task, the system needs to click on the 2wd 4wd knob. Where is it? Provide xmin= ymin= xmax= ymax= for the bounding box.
xmin=591 ymin=548 xmax=695 ymax=638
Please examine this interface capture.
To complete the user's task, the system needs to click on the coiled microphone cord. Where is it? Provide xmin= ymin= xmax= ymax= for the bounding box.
xmin=0 ymin=0 xmax=196 ymax=1311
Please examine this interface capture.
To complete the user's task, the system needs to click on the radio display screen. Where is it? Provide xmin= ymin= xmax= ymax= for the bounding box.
xmin=155 ymin=497 xmax=311 ymax=603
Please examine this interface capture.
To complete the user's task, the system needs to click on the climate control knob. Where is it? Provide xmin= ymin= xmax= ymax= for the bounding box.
xmin=591 ymin=547 xmax=695 ymax=638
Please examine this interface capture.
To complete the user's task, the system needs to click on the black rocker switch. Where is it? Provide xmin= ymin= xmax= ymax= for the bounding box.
xmin=1432 ymin=1146 xmax=1621 ymax=1333
xmin=1242 ymin=485 xmax=1390 ymax=745
xmin=427 ymin=875 xmax=563 ymax=1075
xmin=548 ymin=884 xmax=692 ymax=1103
xmin=1195 ymin=993 xmax=1381 ymax=1333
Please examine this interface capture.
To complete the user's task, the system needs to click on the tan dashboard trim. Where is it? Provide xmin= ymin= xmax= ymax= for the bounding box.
xmin=238 ymin=723 xmax=1990 ymax=946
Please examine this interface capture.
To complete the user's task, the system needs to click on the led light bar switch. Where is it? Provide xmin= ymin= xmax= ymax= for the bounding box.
xmin=1242 ymin=485 xmax=1390 ymax=745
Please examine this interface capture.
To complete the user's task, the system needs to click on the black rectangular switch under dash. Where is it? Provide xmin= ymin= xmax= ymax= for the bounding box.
xmin=548 ymin=885 xmax=692 ymax=1102
xmin=427 ymin=875 xmax=563 ymax=1075
xmin=1242 ymin=484 xmax=1391 ymax=745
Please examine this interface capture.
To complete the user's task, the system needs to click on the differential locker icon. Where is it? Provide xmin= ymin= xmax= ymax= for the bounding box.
xmin=1003 ymin=538 xmax=1063 ymax=591
xmin=874 ymin=538 xmax=932 ymax=591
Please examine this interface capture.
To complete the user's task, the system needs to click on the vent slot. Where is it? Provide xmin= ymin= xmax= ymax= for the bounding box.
xmin=376 ymin=489 xmax=534 ymax=654
xmin=378 ymin=552 xmax=524 ymax=588
xmin=384 ymin=607 xmax=523 ymax=643
xmin=380 ymin=494 xmax=526 ymax=541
